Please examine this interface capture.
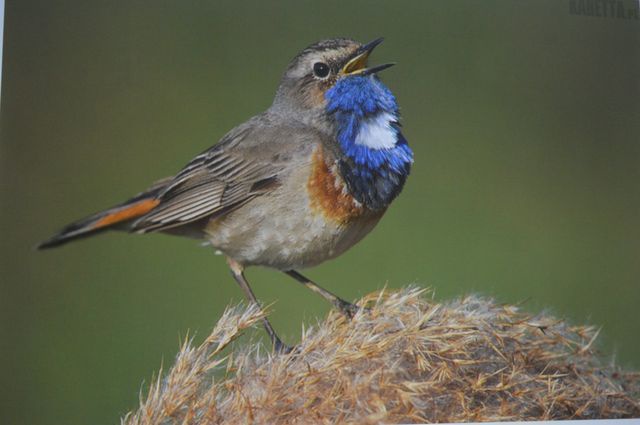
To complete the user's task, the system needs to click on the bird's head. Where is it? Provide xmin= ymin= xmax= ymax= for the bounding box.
xmin=273 ymin=38 xmax=412 ymax=211
xmin=272 ymin=38 xmax=395 ymax=122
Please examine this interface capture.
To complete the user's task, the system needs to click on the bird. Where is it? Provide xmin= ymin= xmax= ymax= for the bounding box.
xmin=38 ymin=37 xmax=413 ymax=352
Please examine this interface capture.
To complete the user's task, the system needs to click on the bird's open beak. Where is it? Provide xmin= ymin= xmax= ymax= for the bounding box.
xmin=340 ymin=38 xmax=395 ymax=76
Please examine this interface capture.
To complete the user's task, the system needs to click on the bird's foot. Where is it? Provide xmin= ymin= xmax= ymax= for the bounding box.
xmin=335 ymin=299 xmax=362 ymax=319
xmin=273 ymin=339 xmax=294 ymax=355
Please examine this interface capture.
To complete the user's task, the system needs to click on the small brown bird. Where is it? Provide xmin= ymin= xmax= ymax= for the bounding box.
xmin=39 ymin=38 xmax=413 ymax=352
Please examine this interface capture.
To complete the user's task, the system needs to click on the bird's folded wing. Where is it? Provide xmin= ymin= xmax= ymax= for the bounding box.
xmin=131 ymin=142 xmax=281 ymax=233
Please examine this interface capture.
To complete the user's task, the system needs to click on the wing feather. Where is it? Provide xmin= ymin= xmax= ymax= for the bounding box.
xmin=131 ymin=119 xmax=285 ymax=233
xmin=145 ymin=187 xmax=225 ymax=220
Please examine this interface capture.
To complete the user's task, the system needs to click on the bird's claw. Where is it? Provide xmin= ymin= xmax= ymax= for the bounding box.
xmin=335 ymin=300 xmax=361 ymax=319
xmin=273 ymin=339 xmax=294 ymax=354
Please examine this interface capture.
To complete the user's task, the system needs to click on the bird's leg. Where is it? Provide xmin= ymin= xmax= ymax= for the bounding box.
xmin=284 ymin=270 xmax=359 ymax=319
xmin=227 ymin=258 xmax=291 ymax=354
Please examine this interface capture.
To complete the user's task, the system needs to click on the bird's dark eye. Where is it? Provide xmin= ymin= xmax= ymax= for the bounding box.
xmin=312 ymin=62 xmax=330 ymax=79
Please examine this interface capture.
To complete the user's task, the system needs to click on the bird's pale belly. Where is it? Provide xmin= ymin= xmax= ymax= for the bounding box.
xmin=204 ymin=145 xmax=384 ymax=269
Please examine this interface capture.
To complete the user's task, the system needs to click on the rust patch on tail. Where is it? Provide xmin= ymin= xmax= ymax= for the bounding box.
xmin=307 ymin=146 xmax=364 ymax=224
xmin=94 ymin=198 xmax=160 ymax=229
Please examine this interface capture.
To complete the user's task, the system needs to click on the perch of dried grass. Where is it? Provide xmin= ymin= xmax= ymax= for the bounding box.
xmin=122 ymin=287 xmax=639 ymax=424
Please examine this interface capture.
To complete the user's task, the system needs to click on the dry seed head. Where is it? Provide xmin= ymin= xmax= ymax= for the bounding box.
xmin=123 ymin=287 xmax=640 ymax=424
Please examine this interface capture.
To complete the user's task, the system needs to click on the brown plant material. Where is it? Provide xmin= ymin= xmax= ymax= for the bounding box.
xmin=122 ymin=287 xmax=640 ymax=424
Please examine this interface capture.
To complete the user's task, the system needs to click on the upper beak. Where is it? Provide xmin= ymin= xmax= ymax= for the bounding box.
xmin=340 ymin=37 xmax=395 ymax=76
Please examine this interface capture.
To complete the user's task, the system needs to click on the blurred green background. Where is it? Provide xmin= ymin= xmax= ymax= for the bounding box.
xmin=2 ymin=1 xmax=639 ymax=424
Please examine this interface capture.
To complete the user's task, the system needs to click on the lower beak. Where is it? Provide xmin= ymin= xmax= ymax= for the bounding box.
xmin=340 ymin=38 xmax=395 ymax=76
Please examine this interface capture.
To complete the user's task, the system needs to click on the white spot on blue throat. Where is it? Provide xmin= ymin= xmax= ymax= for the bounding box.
xmin=354 ymin=112 xmax=399 ymax=150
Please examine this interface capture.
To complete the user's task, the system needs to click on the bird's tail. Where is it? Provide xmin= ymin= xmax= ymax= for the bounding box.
xmin=37 ymin=179 xmax=169 ymax=249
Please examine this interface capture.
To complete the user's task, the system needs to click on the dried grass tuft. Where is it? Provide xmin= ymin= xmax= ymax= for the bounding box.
xmin=122 ymin=287 xmax=639 ymax=424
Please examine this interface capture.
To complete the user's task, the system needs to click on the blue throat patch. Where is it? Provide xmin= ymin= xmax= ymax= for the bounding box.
xmin=325 ymin=75 xmax=413 ymax=210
